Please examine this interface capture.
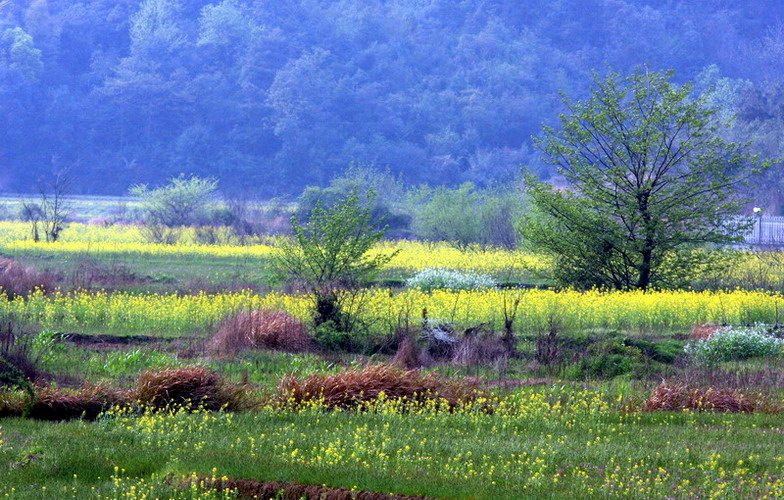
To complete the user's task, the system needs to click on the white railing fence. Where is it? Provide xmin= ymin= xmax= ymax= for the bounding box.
xmin=744 ymin=215 xmax=784 ymax=246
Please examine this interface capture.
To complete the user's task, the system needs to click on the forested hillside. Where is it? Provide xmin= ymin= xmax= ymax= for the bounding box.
xmin=2 ymin=0 xmax=784 ymax=201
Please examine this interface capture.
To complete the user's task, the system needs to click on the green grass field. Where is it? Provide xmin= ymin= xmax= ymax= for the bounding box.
xmin=3 ymin=388 xmax=784 ymax=499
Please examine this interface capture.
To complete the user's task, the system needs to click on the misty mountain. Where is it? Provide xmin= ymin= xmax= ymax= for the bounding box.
xmin=1 ymin=0 xmax=784 ymax=196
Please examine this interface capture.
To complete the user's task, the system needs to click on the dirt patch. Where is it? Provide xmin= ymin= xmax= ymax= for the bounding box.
xmin=191 ymin=476 xmax=433 ymax=500
xmin=58 ymin=333 xmax=202 ymax=357
xmin=61 ymin=333 xmax=196 ymax=345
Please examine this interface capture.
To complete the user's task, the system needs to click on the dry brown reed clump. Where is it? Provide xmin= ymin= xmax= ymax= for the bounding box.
xmin=191 ymin=476 xmax=432 ymax=500
xmin=208 ymin=309 xmax=313 ymax=356
xmin=392 ymin=336 xmax=424 ymax=369
xmin=0 ymin=257 xmax=53 ymax=298
xmin=642 ymin=382 xmax=756 ymax=413
xmin=392 ymin=328 xmax=509 ymax=370
xmin=452 ymin=332 xmax=508 ymax=367
xmin=135 ymin=366 xmax=247 ymax=411
xmin=27 ymin=383 xmax=127 ymax=421
xmin=277 ymin=364 xmax=483 ymax=409
xmin=690 ymin=323 xmax=720 ymax=341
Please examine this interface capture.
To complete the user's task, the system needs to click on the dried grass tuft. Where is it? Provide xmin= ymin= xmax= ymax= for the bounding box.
xmin=135 ymin=366 xmax=246 ymax=411
xmin=452 ymin=332 xmax=508 ymax=367
xmin=642 ymin=382 xmax=756 ymax=413
xmin=392 ymin=336 xmax=423 ymax=369
xmin=208 ymin=309 xmax=313 ymax=356
xmin=27 ymin=383 xmax=126 ymax=421
xmin=277 ymin=364 xmax=483 ymax=410
xmin=0 ymin=258 xmax=53 ymax=298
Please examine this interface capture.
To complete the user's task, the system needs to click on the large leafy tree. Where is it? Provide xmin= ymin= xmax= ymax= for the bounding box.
xmin=521 ymin=68 xmax=767 ymax=290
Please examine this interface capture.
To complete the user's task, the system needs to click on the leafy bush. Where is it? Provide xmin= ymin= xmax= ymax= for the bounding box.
xmin=274 ymin=191 xmax=396 ymax=332
xmin=406 ymin=268 xmax=494 ymax=292
xmin=563 ymin=339 xmax=643 ymax=379
xmin=130 ymin=175 xmax=220 ymax=243
xmin=312 ymin=320 xmax=357 ymax=352
xmin=685 ymin=326 xmax=783 ymax=365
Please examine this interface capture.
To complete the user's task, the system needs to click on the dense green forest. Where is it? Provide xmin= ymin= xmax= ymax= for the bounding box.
xmin=2 ymin=0 xmax=784 ymax=206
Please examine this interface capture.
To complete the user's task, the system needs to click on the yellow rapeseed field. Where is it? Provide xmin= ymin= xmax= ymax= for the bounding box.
xmin=3 ymin=288 xmax=780 ymax=335
xmin=0 ymin=221 xmax=548 ymax=273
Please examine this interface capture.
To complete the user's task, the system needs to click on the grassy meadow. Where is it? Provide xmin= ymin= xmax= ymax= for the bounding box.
xmin=2 ymin=217 xmax=784 ymax=499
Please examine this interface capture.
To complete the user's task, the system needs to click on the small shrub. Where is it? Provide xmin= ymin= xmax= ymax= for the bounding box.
xmin=0 ymin=326 xmax=38 ymax=383
xmin=312 ymin=320 xmax=356 ymax=352
xmin=642 ymin=382 xmax=756 ymax=413
xmin=277 ymin=364 xmax=482 ymax=409
xmin=685 ymin=326 xmax=783 ymax=365
xmin=0 ymin=390 xmax=25 ymax=418
xmin=135 ymin=366 xmax=246 ymax=411
xmin=406 ymin=268 xmax=495 ymax=292
xmin=392 ymin=336 xmax=423 ymax=369
xmin=623 ymin=337 xmax=682 ymax=364
xmin=208 ymin=309 xmax=312 ymax=356
xmin=564 ymin=340 xmax=643 ymax=379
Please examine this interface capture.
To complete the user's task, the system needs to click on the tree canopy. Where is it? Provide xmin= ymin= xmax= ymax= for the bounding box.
xmin=521 ymin=69 xmax=767 ymax=290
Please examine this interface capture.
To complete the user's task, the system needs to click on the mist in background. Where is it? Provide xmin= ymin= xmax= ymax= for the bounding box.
xmin=2 ymin=0 xmax=784 ymax=203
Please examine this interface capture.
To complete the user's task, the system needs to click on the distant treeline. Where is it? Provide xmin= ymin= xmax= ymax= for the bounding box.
xmin=2 ymin=0 xmax=784 ymax=207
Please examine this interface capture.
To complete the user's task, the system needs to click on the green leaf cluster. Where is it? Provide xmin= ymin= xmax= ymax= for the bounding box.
xmin=522 ymin=68 xmax=768 ymax=290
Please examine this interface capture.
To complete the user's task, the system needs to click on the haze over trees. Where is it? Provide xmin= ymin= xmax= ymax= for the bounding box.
xmin=1 ymin=0 xmax=784 ymax=208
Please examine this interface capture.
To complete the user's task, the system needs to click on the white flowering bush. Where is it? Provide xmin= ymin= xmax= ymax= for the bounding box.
xmin=406 ymin=267 xmax=495 ymax=292
xmin=685 ymin=326 xmax=784 ymax=365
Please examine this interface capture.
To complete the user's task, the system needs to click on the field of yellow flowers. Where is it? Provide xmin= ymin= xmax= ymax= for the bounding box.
xmin=4 ymin=287 xmax=783 ymax=336
xmin=0 ymin=221 xmax=546 ymax=275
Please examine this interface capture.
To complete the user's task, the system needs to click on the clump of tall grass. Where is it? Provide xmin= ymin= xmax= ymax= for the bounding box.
xmin=277 ymin=364 xmax=483 ymax=409
xmin=135 ymin=366 xmax=248 ymax=411
xmin=0 ymin=257 xmax=54 ymax=298
xmin=207 ymin=309 xmax=313 ymax=356
xmin=643 ymin=382 xmax=758 ymax=413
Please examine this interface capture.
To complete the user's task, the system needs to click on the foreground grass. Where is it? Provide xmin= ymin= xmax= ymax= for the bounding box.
xmin=2 ymin=388 xmax=784 ymax=499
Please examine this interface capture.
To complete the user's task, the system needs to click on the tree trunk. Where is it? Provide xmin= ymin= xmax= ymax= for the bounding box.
xmin=637 ymin=246 xmax=653 ymax=290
